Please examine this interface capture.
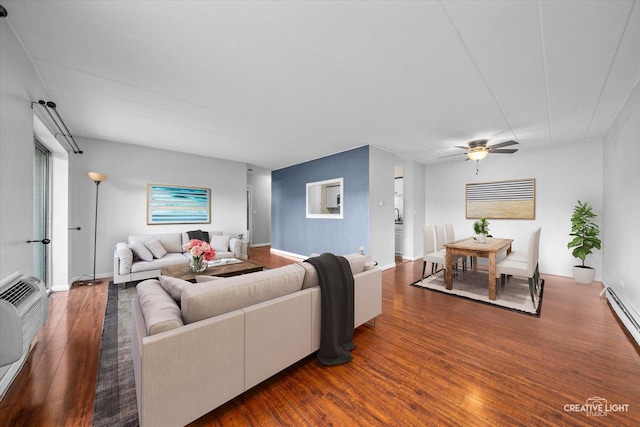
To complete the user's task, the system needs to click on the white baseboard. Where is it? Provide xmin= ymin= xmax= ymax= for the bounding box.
xmin=269 ymin=248 xmax=308 ymax=261
xmin=378 ymin=262 xmax=396 ymax=271
xmin=602 ymin=279 xmax=640 ymax=347
xmin=250 ymin=242 xmax=271 ymax=248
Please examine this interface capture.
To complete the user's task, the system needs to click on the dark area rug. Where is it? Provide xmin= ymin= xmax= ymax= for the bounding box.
xmin=92 ymin=282 xmax=139 ymax=426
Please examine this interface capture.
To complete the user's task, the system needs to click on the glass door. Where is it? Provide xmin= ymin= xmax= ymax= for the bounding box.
xmin=34 ymin=140 xmax=50 ymax=286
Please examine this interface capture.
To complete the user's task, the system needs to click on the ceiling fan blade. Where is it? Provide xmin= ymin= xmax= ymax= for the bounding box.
xmin=490 ymin=149 xmax=518 ymax=154
xmin=438 ymin=152 xmax=468 ymax=159
xmin=454 ymin=145 xmax=469 ymax=150
xmin=488 ymin=140 xmax=519 ymax=149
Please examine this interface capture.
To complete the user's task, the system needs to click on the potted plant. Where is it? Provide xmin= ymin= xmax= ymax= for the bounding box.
xmin=567 ymin=200 xmax=601 ymax=283
xmin=473 ymin=217 xmax=490 ymax=243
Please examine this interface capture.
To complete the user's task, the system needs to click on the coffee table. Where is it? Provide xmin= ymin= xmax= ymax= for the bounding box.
xmin=161 ymin=259 xmax=265 ymax=282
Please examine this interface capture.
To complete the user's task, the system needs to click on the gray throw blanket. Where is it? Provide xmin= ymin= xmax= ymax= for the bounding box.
xmin=305 ymin=253 xmax=355 ymax=366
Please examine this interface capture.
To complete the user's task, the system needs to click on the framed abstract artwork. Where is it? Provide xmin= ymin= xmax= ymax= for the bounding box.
xmin=147 ymin=184 xmax=211 ymax=224
xmin=466 ymin=178 xmax=535 ymax=219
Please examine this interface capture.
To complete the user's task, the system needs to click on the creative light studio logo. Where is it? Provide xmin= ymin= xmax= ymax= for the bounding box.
xmin=564 ymin=396 xmax=629 ymax=417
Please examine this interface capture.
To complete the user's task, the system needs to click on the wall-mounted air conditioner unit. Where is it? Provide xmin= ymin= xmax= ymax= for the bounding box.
xmin=0 ymin=272 xmax=48 ymax=399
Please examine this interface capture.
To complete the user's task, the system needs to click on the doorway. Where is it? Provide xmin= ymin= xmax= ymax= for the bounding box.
xmin=33 ymin=139 xmax=50 ymax=286
xmin=246 ymin=185 xmax=253 ymax=245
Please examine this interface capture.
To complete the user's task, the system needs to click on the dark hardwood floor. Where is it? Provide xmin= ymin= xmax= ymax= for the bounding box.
xmin=1 ymin=246 xmax=639 ymax=426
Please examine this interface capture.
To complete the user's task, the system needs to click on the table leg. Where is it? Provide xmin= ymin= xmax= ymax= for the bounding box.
xmin=488 ymin=253 xmax=497 ymax=300
xmin=445 ymin=249 xmax=453 ymax=290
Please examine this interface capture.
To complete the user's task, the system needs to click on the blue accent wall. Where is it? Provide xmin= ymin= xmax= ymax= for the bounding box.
xmin=272 ymin=146 xmax=370 ymax=257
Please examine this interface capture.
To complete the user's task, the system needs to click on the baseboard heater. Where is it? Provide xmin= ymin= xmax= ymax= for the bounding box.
xmin=605 ymin=287 xmax=640 ymax=346
xmin=0 ymin=272 xmax=48 ymax=400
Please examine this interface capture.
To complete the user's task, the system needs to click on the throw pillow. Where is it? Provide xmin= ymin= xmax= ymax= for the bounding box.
xmin=187 ymin=230 xmax=209 ymax=242
xmin=145 ymin=239 xmax=167 ymax=259
xmin=209 ymin=235 xmax=231 ymax=252
xmin=158 ymin=275 xmax=192 ymax=303
xmin=128 ymin=241 xmax=153 ymax=261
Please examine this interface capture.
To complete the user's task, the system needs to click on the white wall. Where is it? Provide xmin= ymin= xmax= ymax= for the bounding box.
xmin=603 ymin=81 xmax=640 ymax=317
xmin=369 ymin=146 xmax=396 ymax=270
xmin=424 ymin=140 xmax=603 ymax=279
xmin=0 ymin=20 xmax=53 ymax=281
xmin=247 ymin=166 xmax=272 ymax=246
xmin=402 ymin=160 xmax=426 ymax=260
xmin=68 ymin=138 xmax=247 ymax=281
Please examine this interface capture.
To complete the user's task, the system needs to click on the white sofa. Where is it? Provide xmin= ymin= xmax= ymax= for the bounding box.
xmin=131 ymin=253 xmax=382 ymax=427
xmin=113 ymin=230 xmax=242 ymax=284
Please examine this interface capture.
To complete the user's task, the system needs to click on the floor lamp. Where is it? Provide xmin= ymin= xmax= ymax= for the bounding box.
xmin=87 ymin=172 xmax=108 ymax=285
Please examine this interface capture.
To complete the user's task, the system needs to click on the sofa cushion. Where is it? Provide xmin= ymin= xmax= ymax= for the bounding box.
xmin=158 ymin=275 xmax=192 ymax=303
xmin=343 ymin=253 xmax=366 ymax=274
xmin=129 ymin=241 xmax=154 ymax=261
xmin=181 ymin=263 xmax=306 ymax=324
xmin=116 ymin=242 xmax=133 ymax=275
xmin=181 ymin=231 xmax=222 ymax=248
xmin=145 ymin=239 xmax=168 ymax=259
xmin=300 ymin=254 xmax=367 ymax=289
xmin=209 ymin=235 xmax=231 ymax=252
xmin=136 ymin=279 xmax=184 ymax=335
xmin=129 ymin=233 xmax=183 ymax=253
xmin=300 ymin=262 xmax=319 ymax=289
xmin=130 ymin=253 xmax=190 ymax=273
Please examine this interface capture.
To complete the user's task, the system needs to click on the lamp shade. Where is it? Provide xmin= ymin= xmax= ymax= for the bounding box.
xmin=467 ymin=149 xmax=489 ymax=161
xmin=88 ymin=172 xmax=108 ymax=182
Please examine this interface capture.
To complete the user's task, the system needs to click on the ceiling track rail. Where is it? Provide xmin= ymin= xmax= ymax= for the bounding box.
xmin=31 ymin=100 xmax=83 ymax=154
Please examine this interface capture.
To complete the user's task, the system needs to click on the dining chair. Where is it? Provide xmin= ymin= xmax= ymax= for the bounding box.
xmin=442 ymin=223 xmax=467 ymax=272
xmin=505 ymin=227 xmax=541 ymax=262
xmin=422 ymin=225 xmax=445 ymax=280
xmin=504 ymin=227 xmax=542 ymax=295
xmin=495 ymin=228 xmax=541 ymax=306
xmin=434 ymin=224 xmax=446 ymax=251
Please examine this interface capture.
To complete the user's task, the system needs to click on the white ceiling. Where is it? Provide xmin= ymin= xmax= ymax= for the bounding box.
xmin=4 ymin=1 xmax=640 ymax=170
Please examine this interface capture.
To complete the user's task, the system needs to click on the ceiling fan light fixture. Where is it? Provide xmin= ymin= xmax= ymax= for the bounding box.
xmin=467 ymin=148 xmax=489 ymax=161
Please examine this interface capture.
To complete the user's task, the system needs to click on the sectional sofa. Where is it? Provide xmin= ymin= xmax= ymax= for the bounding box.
xmin=131 ymin=253 xmax=382 ymax=427
xmin=113 ymin=230 xmax=242 ymax=284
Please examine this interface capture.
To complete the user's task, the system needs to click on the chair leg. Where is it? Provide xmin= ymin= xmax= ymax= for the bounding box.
xmin=422 ymin=261 xmax=427 ymax=281
xmin=527 ymin=277 xmax=536 ymax=307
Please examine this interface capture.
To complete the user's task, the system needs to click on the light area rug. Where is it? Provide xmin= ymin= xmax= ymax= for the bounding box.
xmin=412 ymin=270 xmax=543 ymax=317
xmin=92 ymin=283 xmax=139 ymax=426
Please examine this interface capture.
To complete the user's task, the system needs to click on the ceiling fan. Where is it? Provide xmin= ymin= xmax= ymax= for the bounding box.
xmin=440 ymin=139 xmax=519 ymax=161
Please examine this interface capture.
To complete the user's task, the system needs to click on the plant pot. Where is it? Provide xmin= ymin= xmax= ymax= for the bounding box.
xmin=477 ymin=234 xmax=487 ymax=243
xmin=573 ymin=265 xmax=595 ymax=284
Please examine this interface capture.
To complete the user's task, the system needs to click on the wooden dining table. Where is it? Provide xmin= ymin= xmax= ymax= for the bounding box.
xmin=444 ymin=237 xmax=513 ymax=300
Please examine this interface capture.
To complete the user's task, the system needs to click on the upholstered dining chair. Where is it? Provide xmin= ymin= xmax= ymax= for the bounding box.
xmin=442 ymin=223 xmax=467 ymax=272
xmin=504 ymin=227 xmax=542 ymax=295
xmin=505 ymin=227 xmax=541 ymax=262
xmin=434 ymin=224 xmax=446 ymax=251
xmin=495 ymin=227 xmax=542 ymax=306
xmin=422 ymin=225 xmax=445 ymax=280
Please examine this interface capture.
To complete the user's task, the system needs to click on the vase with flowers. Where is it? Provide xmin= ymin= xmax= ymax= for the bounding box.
xmin=473 ymin=217 xmax=490 ymax=243
xmin=182 ymin=239 xmax=216 ymax=273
